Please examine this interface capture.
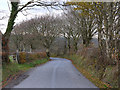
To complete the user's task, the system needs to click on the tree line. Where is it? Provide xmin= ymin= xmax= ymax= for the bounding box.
xmin=1 ymin=1 xmax=120 ymax=67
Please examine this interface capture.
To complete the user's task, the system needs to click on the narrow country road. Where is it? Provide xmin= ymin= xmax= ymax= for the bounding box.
xmin=13 ymin=57 xmax=98 ymax=88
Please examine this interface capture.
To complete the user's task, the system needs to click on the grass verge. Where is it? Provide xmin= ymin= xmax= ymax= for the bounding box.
xmin=63 ymin=55 xmax=112 ymax=89
xmin=2 ymin=58 xmax=48 ymax=87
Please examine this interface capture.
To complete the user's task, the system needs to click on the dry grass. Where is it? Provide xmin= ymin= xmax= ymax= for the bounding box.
xmin=74 ymin=63 xmax=112 ymax=88
xmin=64 ymin=54 xmax=118 ymax=89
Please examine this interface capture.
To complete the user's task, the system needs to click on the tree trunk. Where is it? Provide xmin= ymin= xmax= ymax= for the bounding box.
xmin=16 ymin=49 xmax=19 ymax=63
xmin=63 ymin=39 xmax=67 ymax=55
xmin=2 ymin=2 xmax=19 ymax=63
xmin=30 ymin=45 xmax=32 ymax=53
xmin=30 ymin=47 xmax=32 ymax=53
xmin=118 ymin=52 xmax=120 ymax=88
xmin=74 ymin=41 xmax=78 ymax=53
xmin=83 ymin=39 xmax=86 ymax=45
xmin=2 ymin=35 xmax=10 ymax=63
xmin=68 ymin=38 xmax=71 ymax=54
xmin=46 ymin=49 xmax=50 ymax=58
xmin=83 ymin=38 xmax=88 ymax=47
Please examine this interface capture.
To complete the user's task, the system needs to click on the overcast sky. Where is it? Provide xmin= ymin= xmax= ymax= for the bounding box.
xmin=0 ymin=0 xmax=68 ymax=34
xmin=0 ymin=0 xmax=116 ymax=34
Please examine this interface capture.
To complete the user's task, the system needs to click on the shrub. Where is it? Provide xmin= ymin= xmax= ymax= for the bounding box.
xmin=38 ymin=52 xmax=47 ymax=58
xmin=76 ymin=44 xmax=118 ymax=87
xmin=26 ymin=52 xmax=47 ymax=62
xmin=18 ymin=52 xmax=47 ymax=64
xmin=19 ymin=52 xmax=26 ymax=64
xmin=27 ymin=53 xmax=38 ymax=61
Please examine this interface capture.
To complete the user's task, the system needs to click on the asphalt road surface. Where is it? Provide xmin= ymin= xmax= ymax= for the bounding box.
xmin=13 ymin=57 xmax=98 ymax=88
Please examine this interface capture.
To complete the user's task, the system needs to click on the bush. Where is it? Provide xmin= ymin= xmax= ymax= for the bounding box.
xmin=27 ymin=53 xmax=38 ymax=61
xmin=19 ymin=52 xmax=26 ymax=64
xmin=76 ymin=45 xmax=118 ymax=88
xmin=26 ymin=52 xmax=47 ymax=62
xmin=18 ymin=52 xmax=47 ymax=63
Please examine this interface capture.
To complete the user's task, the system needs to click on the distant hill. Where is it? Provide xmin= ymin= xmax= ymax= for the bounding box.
xmin=53 ymin=37 xmax=98 ymax=47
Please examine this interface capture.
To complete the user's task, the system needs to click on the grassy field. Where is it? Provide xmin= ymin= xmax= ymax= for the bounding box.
xmin=63 ymin=55 xmax=117 ymax=89
xmin=2 ymin=58 xmax=48 ymax=87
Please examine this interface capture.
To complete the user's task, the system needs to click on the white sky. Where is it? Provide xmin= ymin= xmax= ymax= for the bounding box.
xmin=0 ymin=0 xmax=67 ymax=34
xmin=0 ymin=0 xmax=115 ymax=34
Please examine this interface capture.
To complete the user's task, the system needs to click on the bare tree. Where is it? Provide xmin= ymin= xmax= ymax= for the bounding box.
xmin=2 ymin=0 xmax=67 ymax=63
xmin=36 ymin=15 xmax=61 ymax=57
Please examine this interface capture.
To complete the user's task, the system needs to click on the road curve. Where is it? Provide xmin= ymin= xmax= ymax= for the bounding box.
xmin=13 ymin=57 xmax=98 ymax=88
